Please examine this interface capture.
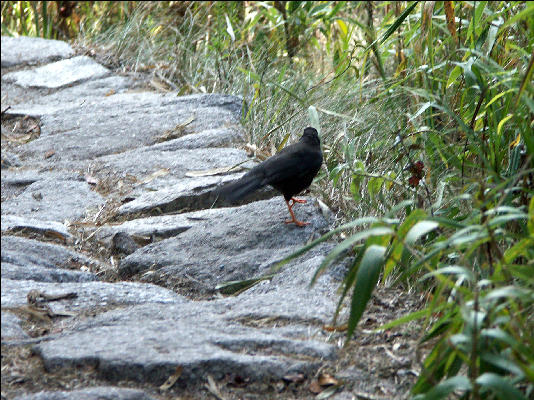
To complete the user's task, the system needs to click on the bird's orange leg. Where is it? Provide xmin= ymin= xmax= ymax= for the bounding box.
xmin=284 ymin=198 xmax=310 ymax=227
xmin=290 ymin=197 xmax=307 ymax=204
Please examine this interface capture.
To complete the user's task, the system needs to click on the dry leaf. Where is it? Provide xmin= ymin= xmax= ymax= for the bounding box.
xmin=309 ymin=380 xmax=322 ymax=394
xmin=204 ymin=375 xmax=225 ymax=400
xmin=159 ymin=366 xmax=182 ymax=391
xmin=444 ymin=1 xmax=458 ymax=43
xmin=155 ymin=116 xmax=195 ymax=142
xmin=150 ymin=78 xmax=171 ymax=92
xmin=105 ymin=89 xmax=116 ymax=97
xmin=323 ymin=324 xmax=348 ymax=332
xmin=7 ymin=132 xmax=37 ymax=144
xmin=318 ymin=373 xmax=339 ymax=387
xmin=137 ymin=168 xmax=170 ymax=185
xmin=44 ymin=230 xmax=69 ymax=243
xmin=44 ymin=150 xmax=55 ymax=159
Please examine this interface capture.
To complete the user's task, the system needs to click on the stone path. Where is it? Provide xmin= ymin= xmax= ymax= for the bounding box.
xmin=1 ymin=37 xmax=420 ymax=399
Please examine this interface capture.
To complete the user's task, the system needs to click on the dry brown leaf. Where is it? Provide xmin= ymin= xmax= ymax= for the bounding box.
xmin=159 ymin=366 xmax=182 ymax=391
xmin=421 ymin=1 xmax=435 ymax=33
xmin=137 ymin=168 xmax=170 ymax=185
xmin=44 ymin=150 xmax=56 ymax=159
xmin=323 ymin=324 xmax=348 ymax=332
xmin=105 ymin=89 xmax=116 ymax=97
xmin=150 ymin=78 xmax=171 ymax=92
xmin=444 ymin=1 xmax=458 ymax=43
xmin=155 ymin=116 xmax=195 ymax=142
xmin=45 ymin=230 xmax=69 ymax=243
xmin=309 ymin=380 xmax=322 ymax=394
xmin=318 ymin=373 xmax=339 ymax=387
xmin=7 ymin=132 xmax=37 ymax=144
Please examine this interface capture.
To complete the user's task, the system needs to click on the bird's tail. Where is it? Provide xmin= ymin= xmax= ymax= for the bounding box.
xmin=218 ymin=172 xmax=265 ymax=203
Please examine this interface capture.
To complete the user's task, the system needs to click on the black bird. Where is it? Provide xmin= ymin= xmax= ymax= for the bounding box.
xmin=219 ymin=127 xmax=323 ymax=226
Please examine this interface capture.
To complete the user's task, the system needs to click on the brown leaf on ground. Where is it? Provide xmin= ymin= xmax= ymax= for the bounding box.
xmin=323 ymin=323 xmax=348 ymax=332
xmin=136 ymin=168 xmax=170 ymax=185
xmin=44 ymin=150 xmax=55 ymax=159
xmin=159 ymin=366 xmax=182 ymax=391
xmin=318 ymin=373 xmax=339 ymax=387
xmin=154 ymin=116 xmax=195 ymax=142
xmin=309 ymin=379 xmax=322 ymax=394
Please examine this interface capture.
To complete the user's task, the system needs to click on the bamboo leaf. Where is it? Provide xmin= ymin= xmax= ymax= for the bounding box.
xmin=421 ymin=265 xmax=475 ymax=282
xmin=413 ymin=376 xmax=472 ymax=400
xmin=225 ymin=13 xmax=235 ymax=41
xmin=476 ymin=373 xmax=528 ymax=400
xmin=311 ymin=227 xmax=393 ymax=285
xmin=446 ymin=65 xmax=462 ymax=89
xmin=346 ymin=245 xmax=386 ymax=340
xmin=273 ymin=217 xmax=380 ymax=273
xmin=380 ymin=2 xmax=419 ymax=44
xmin=308 ymin=106 xmax=320 ymax=133
xmin=384 ymin=209 xmax=427 ymax=280
xmin=406 ymin=220 xmax=439 ymax=244
xmin=499 ymin=2 xmax=534 ymax=30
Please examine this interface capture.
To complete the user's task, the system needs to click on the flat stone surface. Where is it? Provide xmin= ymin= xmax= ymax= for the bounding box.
xmin=1 ymin=214 xmax=73 ymax=242
xmin=34 ymin=255 xmax=338 ymax=385
xmin=2 ymin=56 xmax=110 ymax=89
xmin=12 ymin=93 xmax=242 ymax=162
xmin=95 ymin=214 xmax=197 ymax=243
xmin=3 ymin=75 xmax=135 ymax=116
xmin=94 ymin=147 xmax=252 ymax=182
xmin=1 ymin=311 xmax=29 ymax=342
xmin=151 ymin=126 xmax=245 ymax=150
xmin=117 ymin=171 xmax=276 ymax=216
xmin=1 ymin=279 xmax=184 ymax=311
xmin=1 ymin=169 xmax=82 ymax=202
xmin=13 ymin=386 xmax=156 ymax=400
xmin=1 ymin=36 xmax=74 ymax=68
xmin=1 ymin=150 xmax=22 ymax=168
xmin=1 ymin=178 xmax=104 ymax=222
xmin=1 ymin=262 xmax=96 ymax=283
xmin=119 ymin=197 xmax=331 ymax=295
xmin=1 ymin=236 xmax=100 ymax=282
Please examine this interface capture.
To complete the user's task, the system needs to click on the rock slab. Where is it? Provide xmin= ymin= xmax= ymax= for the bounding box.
xmin=2 ymin=55 xmax=109 ymax=89
xmin=1 ymin=36 xmax=74 ymax=67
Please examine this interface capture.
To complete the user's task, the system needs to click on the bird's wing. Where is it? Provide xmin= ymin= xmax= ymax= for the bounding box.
xmin=260 ymin=146 xmax=321 ymax=185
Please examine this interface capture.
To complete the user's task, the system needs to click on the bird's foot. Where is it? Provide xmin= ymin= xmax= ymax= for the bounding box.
xmin=284 ymin=198 xmax=309 ymax=227
xmin=285 ymin=218 xmax=310 ymax=227
xmin=290 ymin=197 xmax=307 ymax=204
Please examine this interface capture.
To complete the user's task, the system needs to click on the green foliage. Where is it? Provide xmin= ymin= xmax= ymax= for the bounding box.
xmin=2 ymin=1 xmax=533 ymax=398
xmin=1 ymin=1 xmax=135 ymax=40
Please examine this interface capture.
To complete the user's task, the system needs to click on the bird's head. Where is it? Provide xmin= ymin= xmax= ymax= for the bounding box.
xmin=301 ymin=127 xmax=320 ymax=146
